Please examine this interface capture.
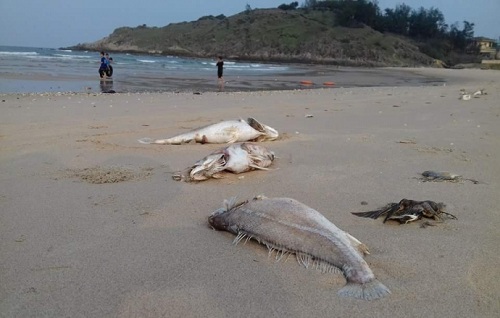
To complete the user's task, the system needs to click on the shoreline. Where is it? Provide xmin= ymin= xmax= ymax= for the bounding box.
xmin=0 ymin=66 xmax=451 ymax=95
xmin=1 ymin=68 xmax=499 ymax=317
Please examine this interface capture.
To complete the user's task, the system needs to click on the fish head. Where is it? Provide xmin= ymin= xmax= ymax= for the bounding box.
xmin=246 ymin=117 xmax=279 ymax=141
xmin=189 ymin=153 xmax=227 ymax=181
xmin=208 ymin=207 xmax=231 ymax=231
xmin=422 ymin=171 xmax=438 ymax=178
xmin=208 ymin=198 xmax=247 ymax=232
xmin=241 ymin=143 xmax=275 ymax=161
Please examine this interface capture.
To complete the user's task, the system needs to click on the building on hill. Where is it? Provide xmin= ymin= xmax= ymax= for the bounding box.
xmin=469 ymin=37 xmax=497 ymax=58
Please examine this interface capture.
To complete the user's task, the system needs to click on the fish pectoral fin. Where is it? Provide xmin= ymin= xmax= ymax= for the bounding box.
xmin=248 ymin=164 xmax=270 ymax=171
xmin=344 ymin=232 xmax=370 ymax=256
xmin=211 ymin=173 xmax=225 ymax=179
xmin=222 ymin=127 xmax=240 ymax=143
xmin=227 ymin=135 xmax=239 ymax=143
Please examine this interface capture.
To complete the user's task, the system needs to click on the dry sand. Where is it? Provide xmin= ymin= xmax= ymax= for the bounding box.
xmin=1 ymin=68 xmax=499 ymax=317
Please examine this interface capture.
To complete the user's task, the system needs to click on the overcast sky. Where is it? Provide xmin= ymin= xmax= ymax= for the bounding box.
xmin=0 ymin=0 xmax=498 ymax=48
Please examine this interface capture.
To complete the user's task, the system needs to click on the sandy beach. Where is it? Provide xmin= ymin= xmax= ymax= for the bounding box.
xmin=1 ymin=68 xmax=499 ymax=317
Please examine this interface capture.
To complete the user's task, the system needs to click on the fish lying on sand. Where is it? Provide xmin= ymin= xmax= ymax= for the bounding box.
xmin=172 ymin=143 xmax=275 ymax=182
xmin=419 ymin=170 xmax=480 ymax=184
xmin=208 ymin=195 xmax=390 ymax=301
xmin=138 ymin=117 xmax=278 ymax=145
xmin=459 ymin=88 xmax=486 ymax=100
xmin=352 ymin=199 xmax=457 ymax=226
xmin=473 ymin=89 xmax=486 ymax=96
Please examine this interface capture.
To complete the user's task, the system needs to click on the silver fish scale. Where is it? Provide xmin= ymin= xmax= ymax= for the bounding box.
xmin=209 ymin=196 xmax=391 ymax=300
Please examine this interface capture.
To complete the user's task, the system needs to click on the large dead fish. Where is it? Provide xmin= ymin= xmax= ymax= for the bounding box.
xmin=173 ymin=143 xmax=275 ymax=182
xmin=352 ymin=199 xmax=457 ymax=226
xmin=138 ymin=117 xmax=278 ymax=145
xmin=419 ymin=170 xmax=480 ymax=184
xmin=208 ymin=195 xmax=390 ymax=301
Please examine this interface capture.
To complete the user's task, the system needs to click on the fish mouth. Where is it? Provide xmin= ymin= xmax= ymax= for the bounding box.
xmin=208 ymin=213 xmax=224 ymax=230
xmin=246 ymin=117 xmax=279 ymax=141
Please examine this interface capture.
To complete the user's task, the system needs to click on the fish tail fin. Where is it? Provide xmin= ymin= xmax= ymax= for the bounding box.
xmin=338 ymin=279 xmax=391 ymax=301
xmin=138 ymin=137 xmax=162 ymax=144
xmin=351 ymin=210 xmax=386 ymax=219
xmin=138 ymin=138 xmax=168 ymax=145
xmin=138 ymin=137 xmax=154 ymax=144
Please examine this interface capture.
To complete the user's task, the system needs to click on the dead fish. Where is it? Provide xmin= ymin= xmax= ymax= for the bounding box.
xmin=352 ymin=199 xmax=457 ymax=225
xmin=421 ymin=170 xmax=462 ymax=182
xmin=473 ymin=89 xmax=486 ymax=96
xmin=138 ymin=117 xmax=278 ymax=145
xmin=208 ymin=195 xmax=390 ymax=301
xmin=173 ymin=143 xmax=275 ymax=182
xmin=420 ymin=170 xmax=480 ymax=184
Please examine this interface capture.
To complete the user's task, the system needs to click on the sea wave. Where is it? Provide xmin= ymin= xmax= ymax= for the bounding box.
xmin=0 ymin=51 xmax=38 ymax=56
xmin=54 ymin=54 xmax=93 ymax=59
xmin=137 ymin=59 xmax=156 ymax=63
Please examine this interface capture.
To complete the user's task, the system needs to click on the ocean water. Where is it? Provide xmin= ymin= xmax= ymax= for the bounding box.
xmin=0 ymin=46 xmax=444 ymax=94
xmin=0 ymin=46 xmax=297 ymax=93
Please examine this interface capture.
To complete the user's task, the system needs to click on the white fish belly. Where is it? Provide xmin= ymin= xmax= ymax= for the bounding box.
xmin=224 ymin=144 xmax=252 ymax=173
xmin=169 ymin=120 xmax=262 ymax=144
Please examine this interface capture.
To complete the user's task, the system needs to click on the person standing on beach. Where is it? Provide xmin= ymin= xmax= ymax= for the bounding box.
xmin=216 ymin=56 xmax=224 ymax=91
xmin=105 ymin=53 xmax=114 ymax=77
xmin=98 ymin=52 xmax=109 ymax=79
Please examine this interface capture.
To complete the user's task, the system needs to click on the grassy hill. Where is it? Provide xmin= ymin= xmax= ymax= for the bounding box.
xmin=70 ymin=8 xmax=436 ymax=67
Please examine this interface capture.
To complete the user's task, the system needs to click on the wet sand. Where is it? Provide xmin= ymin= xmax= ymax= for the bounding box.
xmin=0 ymin=65 xmax=446 ymax=94
xmin=1 ymin=68 xmax=499 ymax=317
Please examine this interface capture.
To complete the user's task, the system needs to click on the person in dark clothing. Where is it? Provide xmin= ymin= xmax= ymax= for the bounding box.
xmin=216 ymin=56 xmax=224 ymax=91
xmin=98 ymin=51 xmax=109 ymax=78
xmin=105 ymin=53 xmax=113 ymax=77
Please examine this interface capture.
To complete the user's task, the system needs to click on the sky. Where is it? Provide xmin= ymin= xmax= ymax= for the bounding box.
xmin=0 ymin=0 xmax=498 ymax=48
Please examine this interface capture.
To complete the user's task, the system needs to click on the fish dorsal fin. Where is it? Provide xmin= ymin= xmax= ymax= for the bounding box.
xmin=224 ymin=197 xmax=248 ymax=211
xmin=223 ymin=197 xmax=237 ymax=210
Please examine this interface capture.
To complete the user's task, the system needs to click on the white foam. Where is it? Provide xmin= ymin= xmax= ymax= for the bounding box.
xmin=0 ymin=51 xmax=38 ymax=56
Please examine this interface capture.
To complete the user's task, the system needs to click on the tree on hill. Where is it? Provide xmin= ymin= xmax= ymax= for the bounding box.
xmin=278 ymin=2 xmax=299 ymax=10
xmin=448 ymin=21 xmax=475 ymax=52
xmin=383 ymin=4 xmax=411 ymax=36
xmin=297 ymin=0 xmax=479 ymax=63
xmin=408 ymin=7 xmax=447 ymax=39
